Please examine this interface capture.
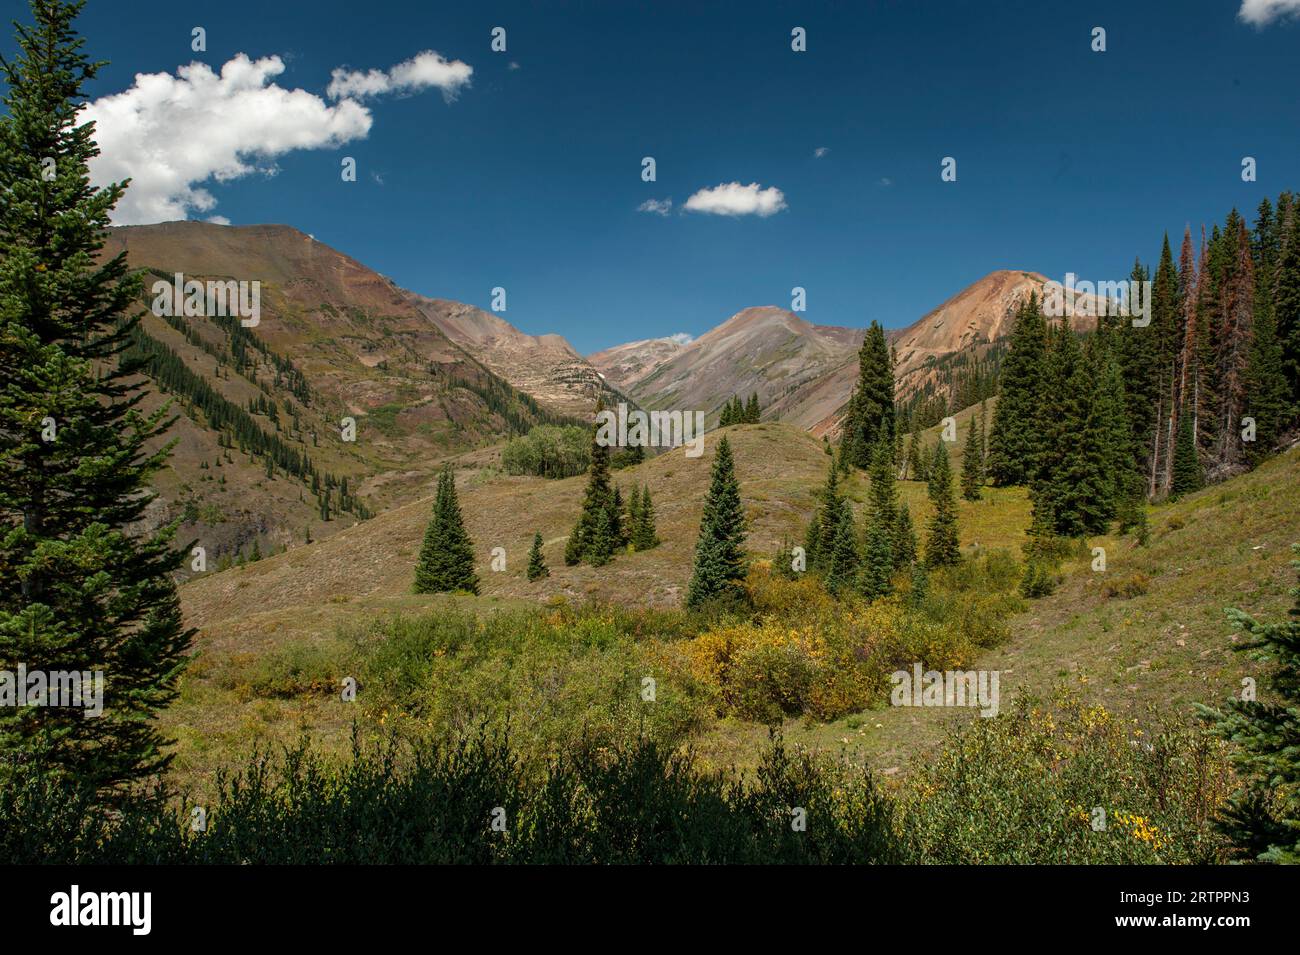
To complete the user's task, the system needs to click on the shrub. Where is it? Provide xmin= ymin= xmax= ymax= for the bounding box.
xmin=896 ymin=687 xmax=1234 ymax=863
xmin=500 ymin=425 xmax=590 ymax=479
xmin=1101 ymin=572 xmax=1151 ymax=599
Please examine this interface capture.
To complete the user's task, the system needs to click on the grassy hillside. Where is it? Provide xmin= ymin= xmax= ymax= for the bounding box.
xmin=165 ymin=420 xmax=1299 ymax=800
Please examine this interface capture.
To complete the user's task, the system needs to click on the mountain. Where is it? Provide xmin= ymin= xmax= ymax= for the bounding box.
xmin=102 ymin=221 xmax=598 ymax=564
xmin=588 ymin=306 xmax=865 ymax=427
xmin=409 ymin=296 xmax=623 ymax=417
xmin=593 ymin=270 xmax=1100 ymax=436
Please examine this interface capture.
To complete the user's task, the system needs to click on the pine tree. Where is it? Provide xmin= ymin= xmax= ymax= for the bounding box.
xmin=1215 ymin=217 xmax=1256 ymax=469
xmin=986 ymin=296 xmax=1047 ymax=485
xmin=1197 ymin=547 xmax=1300 ymax=863
xmin=925 ymin=442 xmax=960 ymax=568
xmin=526 ymin=532 xmax=548 ymax=581
xmin=908 ymin=560 xmax=929 ymax=607
xmin=745 ymin=392 xmax=760 ymax=423
xmin=859 ymin=439 xmax=896 ymax=597
xmin=610 ymin=485 xmax=628 ymax=548
xmin=567 ymin=401 xmax=613 ymax=565
xmin=908 ymin=431 xmax=927 ymax=483
xmin=1275 ymin=203 xmax=1300 ymax=417
xmin=824 ymin=502 xmax=860 ymax=597
xmin=1047 ymin=335 xmax=1114 ymax=535
xmin=1170 ymin=413 xmax=1202 ymax=498
xmin=414 ymin=466 xmax=479 ymax=594
xmin=632 ymin=484 xmax=659 ymax=551
xmin=804 ymin=456 xmax=843 ymax=571
xmin=892 ymin=503 xmax=917 ymax=569
xmin=960 ymin=417 xmax=982 ymax=501
xmin=839 ymin=321 xmax=895 ymax=469
xmin=686 ymin=436 xmax=747 ymax=608
xmin=0 ymin=0 xmax=194 ymax=791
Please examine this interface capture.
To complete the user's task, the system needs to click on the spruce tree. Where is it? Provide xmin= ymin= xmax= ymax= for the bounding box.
xmin=986 ymin=296 xmax=1047 ymax=485
xmin=892 ymin=503 xmax=917 ymax=569
xmin=823 ymin=502 xmax=860 ymax=597
xmin=0 ymin=0 xmax=193 ymax=791
xmin=567 ymin=401 xmax=613 ymax=565
xmin=804 ymin=456 xmax=843 ymax=571
xmin=839 ymin=321 xmax=895 ymax=469
xmin=526 ymin=532 xmax=549 ymax=581
xmin=686 ymin=436 xmax=747 ymax=608
xmin=924 ymin=442 xmax=960 ymax=568
xmin=1198 ymin=548 xmax=1300 ymax=863
xmin=1275 ymin=205 xmax=1300 ymax=416
xmin=745 ymin=392 xmax=760 ymax=423
xmin=632 ymin=484 xmax=659 ymax=551
xmin=961 ymin=418 xmax=982 ymax=501
xmin=414 ymin=466 xmax=479 ymax=594
xmin=1170 ymin=413 xmax=1203 ymax=498
xmin=859 ymin=507 xmax=893 ymax=601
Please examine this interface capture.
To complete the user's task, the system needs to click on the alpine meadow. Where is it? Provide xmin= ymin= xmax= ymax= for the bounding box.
xmin=1 ymin=0 xmax=1299 ymax=931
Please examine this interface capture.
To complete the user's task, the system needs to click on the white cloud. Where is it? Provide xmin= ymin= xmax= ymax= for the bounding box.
xmin=814 ymin=146 xmax=829 ymax=158
xmin=683 ymin=182 xmax=787 ymax=218
xmin=665 ymin=332 xmax=694 ymax=345
xmin=206 ymin=215 xmax=231 ymax=225
xmin=327 ymin=50 xmax=472 ymax=101
xmin=877 ymin=177 xmax=893 ymax=187
xmin=1238 ymin=0 xmax=1300 ymax=25
xmin=82 ymin=51 xmax=471 ymax=225
xmin=637 ymin=198 xmax=672 ymax=216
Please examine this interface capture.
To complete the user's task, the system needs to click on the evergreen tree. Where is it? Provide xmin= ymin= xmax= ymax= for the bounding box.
xmin=839 ymin=321 xmax=895 ymax=469
xmin=588 ymin=504 xmax=616 ymax=566
xmin=1198 ymin=548 xmax=1300 ymax=863
xmin=908 ymin=432 xmax=928 ymax=483
xmin=859 ymin=510 xmax=893 ymax=600
xmin=908 ymin=560 xmax=929 ymax=607
xmin=610 ymin=485 xmax=628 ymax=548
xmin=744 ymin=392 xmax=760 ymax=423
xmin=804 ymin=456 xmax=843 ymax=571
xmin=686 ymin=436 xmax=747 ymax=608
xmin=1170 ymin=413 xmax=1203 ymax=498
xmin=526 ymin=532 xmax=548 ymax=581
xmin=892 ymin=503 xmax=917 ymax=569
xmin=986 ymin=296 xmax=1047 ymax=485
xmin=0 ymin=0 xmax=193 ymax=791
xmin=632 ymin=484 xmax=659 ymax=551
xmin=1046 ymin=335 xmax=1114 ymax=535
xmin=961 ymin=418 xmax=983 ymax=501
xmin=823 ymin=502 xmax=860 ymax=597
xmin=1275 ymin=203 xmax=1300 ymax=416
xmin=924 ymin=443 xmax=960 ymax=568
xmin=414 ymin=466 xmax=479 ymax=594
xmin=567 ymin=401 xmax=613 ymax=565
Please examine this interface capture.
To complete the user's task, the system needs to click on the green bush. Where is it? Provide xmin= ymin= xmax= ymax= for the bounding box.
xmin=896 ymin=689 xmax=1233 ymax=864
xmin=500 ymin=425 xmax=590 ymax=479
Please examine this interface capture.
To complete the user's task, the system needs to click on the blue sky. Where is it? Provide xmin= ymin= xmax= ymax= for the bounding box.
xmin=13 ymin=0 xmax=1300 ymax=353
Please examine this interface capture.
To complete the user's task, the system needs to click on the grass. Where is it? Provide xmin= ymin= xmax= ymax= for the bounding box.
xmin=165 ymin=422 xmax=1300 ymax=801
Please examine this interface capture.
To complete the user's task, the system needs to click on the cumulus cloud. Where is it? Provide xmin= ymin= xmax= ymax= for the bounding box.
xmin=814 ymin=146 xmax=829 ymax=158
xmin=206 ymin=215 xmax=231 ymax=225
xmin=327 ymin=50 xmax=472 ymax=101
xmin=1238 ymin=0 xmax=1300 ymax=25
xmin=665 ymin=332 xmax=694 ymax=345
xmin=683 ymin=182 xmax=787 ymax=218
xmin=637 ymin=198 xmax=673 ymax=216
xmin=82 ymin=51 xmax=470 ymax=225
